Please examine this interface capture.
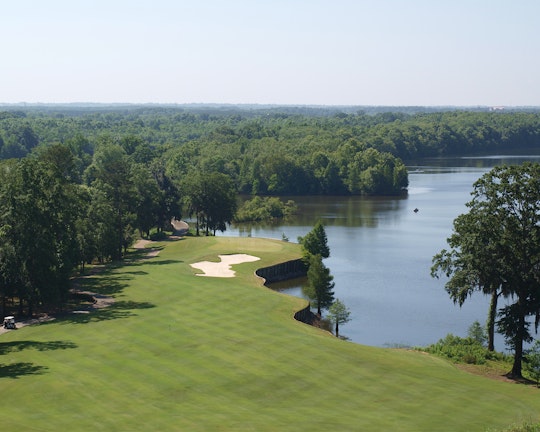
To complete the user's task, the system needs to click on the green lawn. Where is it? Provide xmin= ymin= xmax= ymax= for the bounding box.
xmin=1 ymin=236 xmax=539 ymax=431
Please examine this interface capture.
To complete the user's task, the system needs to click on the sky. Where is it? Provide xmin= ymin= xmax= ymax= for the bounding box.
xmin=1 ymin=0 xmax=539 ymax=106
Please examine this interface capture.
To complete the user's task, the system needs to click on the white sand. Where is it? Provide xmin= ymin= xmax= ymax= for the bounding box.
xmin=190 ymin=254 xmax=260 ymax=278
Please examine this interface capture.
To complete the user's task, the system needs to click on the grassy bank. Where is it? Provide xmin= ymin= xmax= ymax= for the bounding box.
xmin=0 ymin=236 xmax=539 ymax=431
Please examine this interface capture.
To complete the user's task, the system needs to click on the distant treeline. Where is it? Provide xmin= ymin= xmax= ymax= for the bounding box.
xmin=1 ymin=107 xmax=539 ymax=197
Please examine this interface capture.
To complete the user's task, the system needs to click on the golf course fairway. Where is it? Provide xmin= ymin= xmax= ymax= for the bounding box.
xmin=0 ymin=236 xmax=539 ymax=431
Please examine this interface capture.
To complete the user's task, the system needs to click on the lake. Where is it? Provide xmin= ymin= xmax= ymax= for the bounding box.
xmin=219 ymin=155 xmax=540 ymax=349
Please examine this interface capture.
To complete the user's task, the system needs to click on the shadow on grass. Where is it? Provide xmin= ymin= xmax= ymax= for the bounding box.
xmin=0 ymin=340 xmax=78 ymax=355
xmin=125 ymin=246 xmax=165 ymax=262
xmin=56 ymin=300 xmax=156 ymax=325
xmin=0 ymin=340 xmax=77 ymax=379
xmin=141 ymin=259 xmax=183 ymax=266
xmin=0 ymin=362 xmax=48 ymax=379
xmin=122 ymin=270 xmax=149 ymax=276
xmin=74 ymin=273 xmax=129 ymax=296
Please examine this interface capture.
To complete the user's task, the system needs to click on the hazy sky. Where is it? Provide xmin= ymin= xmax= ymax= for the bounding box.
xmin=1 ymin=0 xmax=539 ymax=106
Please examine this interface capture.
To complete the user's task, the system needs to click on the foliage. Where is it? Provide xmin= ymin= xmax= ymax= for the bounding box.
xmin=304 ymin=254 xmax=335 ymax=315
xmin=2 ymin=107 xmax=540 ymax=197
xmin=468 ymin=320 xmax=488 ymax=346
xmin=0 ymin=146 xmax=83 ymax=315
xmin=298 ymin=220 xmax=330 ymax=260
xmin=490 ymin=423 xmax=540 ymax=432
xmin=525 ymin=340 xmax=540 ymax=386
xmin=327 ymin=298 xmax=351 ymax=338
xmin=234 ymin=196 xmax=297 ymax=222
xmin=0 ymin=136 xmax=182 ymax=314
xmin=181 ymin=171 xmax=237 ymax=236
xmin=432 ymin=163 xmax=540 ymax=378
xmin=423 ymin=334 xmax=507 ymax=365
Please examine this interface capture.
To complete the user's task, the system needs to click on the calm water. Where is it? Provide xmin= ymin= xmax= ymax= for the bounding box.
xmin=219 ymin=155 xmax=540 ymax=348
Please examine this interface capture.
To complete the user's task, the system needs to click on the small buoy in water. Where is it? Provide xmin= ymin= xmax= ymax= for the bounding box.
xmin=414 ymin=208 xmax=419 ymax=213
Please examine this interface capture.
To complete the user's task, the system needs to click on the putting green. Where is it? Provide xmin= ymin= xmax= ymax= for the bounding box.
xmin=0 ymin=236 xmax=539 ymax=431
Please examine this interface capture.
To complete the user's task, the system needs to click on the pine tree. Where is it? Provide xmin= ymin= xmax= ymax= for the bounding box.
xmin=304 ymin=254 xmax=334 ymax=315
xmin=299 ymin=220 xmax=329 ymax=260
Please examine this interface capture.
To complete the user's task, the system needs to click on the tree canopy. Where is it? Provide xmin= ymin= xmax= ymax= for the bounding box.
xmin=432 ymin=163 xmax=540 ymax=378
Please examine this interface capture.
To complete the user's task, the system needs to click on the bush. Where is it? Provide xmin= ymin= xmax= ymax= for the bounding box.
xmin=489 ymin=422 xmax=540 ymax=432
xmin=234 ymin=197 xmax=297 ymax=222
xmin=423 ymin=334 xmax=506 ymax=365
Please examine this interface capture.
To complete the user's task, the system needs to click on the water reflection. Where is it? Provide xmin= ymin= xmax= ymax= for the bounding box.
xmin=232 ymin=195 xmax=408 ymax=235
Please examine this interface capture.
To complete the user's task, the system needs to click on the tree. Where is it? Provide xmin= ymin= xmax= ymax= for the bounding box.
xmin=150 ymin=158 xmax=182 ymax=232
xmin=85 ymin=143 xmax=137 ymax=260
xmin=299 ymin=220 xmax=330 ymax=260
xmin=432 ymin=205 xmax=508 ymax=352
xmin=467 ymin=321 xmax=487 ymax=346
xmin=328 ymin=299 xmax=351 ymax=338
xmin=131 ymin=163 xmax=161 ymax=238
xmin=304 ymin=254 xmax=335 ymax=316
xmin=182 ymin=172 xmax=237 ymax=236
xmin=432 ymin=163 xmax=540 ymax=378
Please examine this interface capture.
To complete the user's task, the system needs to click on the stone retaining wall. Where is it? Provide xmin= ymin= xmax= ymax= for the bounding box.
xmin=255 ymin=258 xmax=307 ymax=283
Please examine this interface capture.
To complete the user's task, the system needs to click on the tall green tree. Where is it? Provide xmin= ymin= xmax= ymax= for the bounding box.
xmin=304 ymin=254 xmax=335 ymax=316
xmin=432 ymin=163 xmax=540 ymax=378
xmin=85 ymin=143 xmax=137 ymax=259
xmin=431 ymin=205 xmax=509 ymax=352
xmin=182 ymin=172 xmax=237 ymax=236
xmin=131 ymin=163 xmax=161 ymax=238
xmin=299 ymin=220 xmax=330 ymax=260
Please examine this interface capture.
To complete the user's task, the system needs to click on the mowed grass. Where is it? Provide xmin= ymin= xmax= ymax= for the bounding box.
xmin=1 ymin=236 xmax=540 ymax=431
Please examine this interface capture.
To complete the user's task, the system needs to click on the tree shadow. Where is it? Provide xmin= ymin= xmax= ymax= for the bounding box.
xmin=74 ymin=254 xmax=182 ymax=296
xmin=122 ymin=270 xmax=149 ymax=276
xmin=124 ymin=246 xmax=165 ymax=262
xmin=56 ymin=300 xmax=156 ymax=325
xmin=0 ymin=340 xmax=77 ymax=379
xmin=0 ymin=340 xmax=78 ymax=355
xmin=0 ymin=362 xmax=48 ymax=379
xmin=74 ymin=273 xmax=129 ymax=296
xmin=142 ymin=259 xmax=183 ymax=266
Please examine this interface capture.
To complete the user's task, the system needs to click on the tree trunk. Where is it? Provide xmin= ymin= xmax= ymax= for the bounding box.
xmin=335 ymin=321 xmax=339 ymax=338
xmin=510 ymin=312 xmax=526 ymax=378
xmin=487 ymin=290 xmax=498 ymax=351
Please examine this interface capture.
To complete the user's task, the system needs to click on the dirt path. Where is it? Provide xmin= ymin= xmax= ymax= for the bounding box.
xmin=133 ymin=239 xmax=161 ymax=257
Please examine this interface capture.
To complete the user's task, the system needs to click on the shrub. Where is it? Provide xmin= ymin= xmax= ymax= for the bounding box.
xmin=423 ymin=334 xmax=506 ymax=365
xmin=234 ymin=197 xmax=297 ymax=222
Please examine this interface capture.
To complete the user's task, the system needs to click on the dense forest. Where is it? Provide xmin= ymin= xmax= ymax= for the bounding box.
xmin=2 ymin=106 xmax=540 ymax=196
xmin=1 ymin=105 xmax=540 ymax=315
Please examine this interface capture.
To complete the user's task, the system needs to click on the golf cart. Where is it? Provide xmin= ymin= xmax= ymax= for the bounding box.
xmin=3 ymin=316 xmax=16 ymax=329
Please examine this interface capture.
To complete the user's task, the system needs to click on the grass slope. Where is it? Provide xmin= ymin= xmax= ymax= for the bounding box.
xmin=1 ymin=236 xmax=539 ymax=431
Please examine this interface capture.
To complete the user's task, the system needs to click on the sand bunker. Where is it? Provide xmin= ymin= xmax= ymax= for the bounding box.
xmin=190 ymin=254 xmax=260 ymax=278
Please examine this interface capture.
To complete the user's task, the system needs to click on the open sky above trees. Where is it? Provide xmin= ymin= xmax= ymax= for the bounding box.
xmin=1 ymin=0 xmax=539 ymax=106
